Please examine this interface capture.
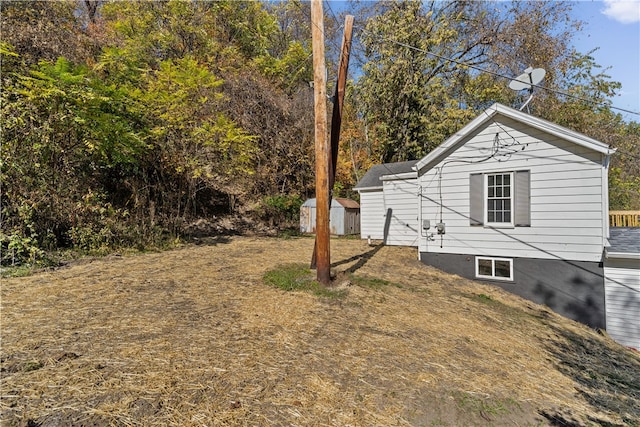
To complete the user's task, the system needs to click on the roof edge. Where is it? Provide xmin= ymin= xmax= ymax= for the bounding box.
xmin=606 ymin=251 xmax=640 ymax=260
xmin=354 ymin=185 xmax=383 ymax=192
xmin=380 ymin=172 xmax=417 ymax=181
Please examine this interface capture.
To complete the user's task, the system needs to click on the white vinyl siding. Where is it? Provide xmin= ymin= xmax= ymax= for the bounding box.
xmin=419 ymin=116 xmax=606 ymax=262
xmin=358 ymin=190 xmax=385 ymax=240
xmin=382 ymin=178 xmax=419 ymax=246
xmin=604 ymin=258 xmax=640 ymax=350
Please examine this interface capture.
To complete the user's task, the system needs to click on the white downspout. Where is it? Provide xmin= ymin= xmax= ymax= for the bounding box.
xmin=602 ymin=152 xmax=612 ymax=245
xmin=417 ymin=184 xmax=422 ymax=260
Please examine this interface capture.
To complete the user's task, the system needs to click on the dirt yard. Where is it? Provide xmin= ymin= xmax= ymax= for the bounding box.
xmin=1 ymin=236 xmax=639 ymax=426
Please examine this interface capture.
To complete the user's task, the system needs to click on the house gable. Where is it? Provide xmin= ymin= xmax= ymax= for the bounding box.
xmin=416 ymin=104 xmax=612 ymax=263
xmin=415 ymin=103 xmax=615 ymax=175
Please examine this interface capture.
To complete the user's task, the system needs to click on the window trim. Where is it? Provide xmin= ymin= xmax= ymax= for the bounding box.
xmin=475 ymin=256 xmax=514 ymax=281
xmin=484 ymin=172 xmax=514 ymax=228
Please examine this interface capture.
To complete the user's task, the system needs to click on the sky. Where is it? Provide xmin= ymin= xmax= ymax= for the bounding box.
xmin=569 ymin=0 xmax=640 ymax=122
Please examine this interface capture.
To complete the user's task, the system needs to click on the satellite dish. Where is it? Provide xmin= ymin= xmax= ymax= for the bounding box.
xmin=509 ymin=67 xmax=546 ymax=111
xmin=509 ymin=67 xmax=546 ymax=91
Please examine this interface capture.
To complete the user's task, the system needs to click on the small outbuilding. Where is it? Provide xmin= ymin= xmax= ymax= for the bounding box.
xmin=300 ymin=198 xmax=360 ymax=235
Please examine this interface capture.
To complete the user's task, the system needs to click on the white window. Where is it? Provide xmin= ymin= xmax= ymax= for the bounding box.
xmin=469 ymin=170 xmax=530 ymax=227
xmin=476 ymin=257 xmax=513 ymax=281
xmin=485 ymin=172 xmax=513 ymax=226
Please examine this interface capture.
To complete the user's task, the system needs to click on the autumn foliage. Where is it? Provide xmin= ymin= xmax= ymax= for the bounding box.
xmin=1 ymin=0 xmax=638 ymax=265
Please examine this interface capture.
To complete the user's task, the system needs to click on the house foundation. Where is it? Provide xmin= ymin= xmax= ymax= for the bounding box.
xmin=420 ymin=252 xmax=606 ymax=329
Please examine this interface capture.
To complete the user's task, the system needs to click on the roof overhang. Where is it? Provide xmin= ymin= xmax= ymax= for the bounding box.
xmin=380 ymin=171 xmax=417 ymax=181
xmin=354 ymin=186 xmax=383 ymax=192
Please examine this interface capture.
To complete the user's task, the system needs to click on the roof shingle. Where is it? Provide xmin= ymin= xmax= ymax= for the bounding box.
xmin=608 ymin=228 xmax=640 ymax=254
xmin=353 ymin=160 xmax=418 ymax=190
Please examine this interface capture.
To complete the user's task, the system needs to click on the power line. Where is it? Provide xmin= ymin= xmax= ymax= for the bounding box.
xmin=297 ymin=5 xmax=640 ymax=120
xmin=323 ymin=0 xmax=341 ymax=29
xmin=292 ymin=0 xmax=343 ymax=54
xmin=354 ymin=24 xmax=640 ymax=118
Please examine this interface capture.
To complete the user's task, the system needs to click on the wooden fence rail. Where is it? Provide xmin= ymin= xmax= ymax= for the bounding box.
xmin=609 ymin=211 xmax=640 ymax=227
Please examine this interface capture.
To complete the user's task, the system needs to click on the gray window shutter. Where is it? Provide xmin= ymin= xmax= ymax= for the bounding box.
xmin=469 ymin=173 xmax=484 ymax=226
xmin=515 ymin=170 xmax=530 ymax=226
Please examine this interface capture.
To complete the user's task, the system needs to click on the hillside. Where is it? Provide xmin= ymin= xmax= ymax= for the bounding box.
xmin=1 ymin=236 xmax=639 ymax=426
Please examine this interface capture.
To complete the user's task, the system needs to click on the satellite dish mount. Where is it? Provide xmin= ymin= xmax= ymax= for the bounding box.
xmin=508 ymin=67 xmax=546 ymax=112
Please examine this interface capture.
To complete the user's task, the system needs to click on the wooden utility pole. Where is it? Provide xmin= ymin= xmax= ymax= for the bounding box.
xmin=310 ymin=15 xmax=355 ymax=271
xmin=311 ymin=0 xmax=331 ymax=285
xmin=329 ymin=15 xmax=354 ymax=189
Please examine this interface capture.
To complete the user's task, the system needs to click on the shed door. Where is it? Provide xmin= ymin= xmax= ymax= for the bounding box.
xmin=345 ymin=210 xmax=360 ymax=235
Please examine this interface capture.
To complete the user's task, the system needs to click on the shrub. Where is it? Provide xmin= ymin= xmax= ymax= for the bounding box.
xmin=260 ymin=194 xmax=303 ymax=228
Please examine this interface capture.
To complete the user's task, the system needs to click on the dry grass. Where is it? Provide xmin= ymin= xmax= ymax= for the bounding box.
xmin=1 ymin=236 xmax=639 ymax=426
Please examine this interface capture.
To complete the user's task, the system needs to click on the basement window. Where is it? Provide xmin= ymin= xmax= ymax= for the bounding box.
xmin=475 ymin=257 xmax=513 ymax=281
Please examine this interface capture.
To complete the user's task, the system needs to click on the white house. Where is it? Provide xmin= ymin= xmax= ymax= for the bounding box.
xmin=414 ymin=103 xmax=616 ymax=329
xmin=356 ymin=103 xmax=640 ymax=344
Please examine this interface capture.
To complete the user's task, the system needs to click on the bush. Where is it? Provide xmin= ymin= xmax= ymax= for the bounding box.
xmin=0 ymin=203 xmax=45 ymax=266
xmin=260 ymin=194 xmax=304 ymax=228
xmin=0 ymin=232 xmax=44 ymax=267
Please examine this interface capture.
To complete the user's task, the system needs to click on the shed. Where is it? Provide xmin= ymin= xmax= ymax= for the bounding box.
xmin=353 ymin=160 xmax=418 ymax=245
xmin=604 ymin=227 xmax=640 ymax=350
xmin=300 ymin=198 xmax=360 ymax=235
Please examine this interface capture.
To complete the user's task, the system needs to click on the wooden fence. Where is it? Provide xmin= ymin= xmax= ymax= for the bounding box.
xmin=609 ymin=211 xmax=640 ymax=227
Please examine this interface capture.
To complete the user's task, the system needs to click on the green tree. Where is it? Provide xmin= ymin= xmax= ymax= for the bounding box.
xmin=132 ymin=55 xmax=257 ymax=224
xmin=1 ymin=53 xmax=146 ymax=259
xmin=99 ymin=0 xmax=316 ymax=201
xmin=100 ymin=0 xmax=285 ymax=72
xmin=354 ymin=0 xmax=595 ymax=162
xmin=0 ymin=0 xmax=101 ymax=67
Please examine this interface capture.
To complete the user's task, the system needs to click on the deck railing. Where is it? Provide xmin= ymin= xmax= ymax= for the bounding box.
xmin=609 ymin=211 xmax=640 ymax=227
